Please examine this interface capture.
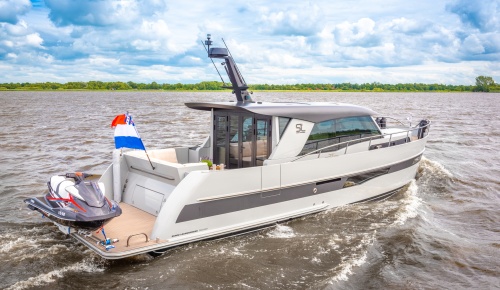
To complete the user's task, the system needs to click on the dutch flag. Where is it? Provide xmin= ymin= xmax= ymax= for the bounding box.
xmin=111 ymin=113 xmax=146 ymax=150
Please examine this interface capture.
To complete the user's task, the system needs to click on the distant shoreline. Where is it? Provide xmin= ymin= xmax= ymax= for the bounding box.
xmin=0 ymin=81 xmax=498 ymax=92
xmin=2 ymin=89 xmax=498 ymax=93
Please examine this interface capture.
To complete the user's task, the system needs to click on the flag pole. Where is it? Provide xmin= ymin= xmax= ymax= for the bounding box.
xmin=137 ymin=131 xmax=155 ymax=170
xmin=144 ymin=148 xmax=155 ymax=170
xmin=113 ymin=112 xmax=155 ymax=170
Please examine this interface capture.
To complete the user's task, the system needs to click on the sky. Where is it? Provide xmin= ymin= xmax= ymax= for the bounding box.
xmin=0 ymin=0 xmax=499 ymax=85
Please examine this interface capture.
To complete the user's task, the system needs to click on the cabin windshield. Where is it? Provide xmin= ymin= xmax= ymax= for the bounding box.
xmin=300 ymin=116 xmax=380 ymax=155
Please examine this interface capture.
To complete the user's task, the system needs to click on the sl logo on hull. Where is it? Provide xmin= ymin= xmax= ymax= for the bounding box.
xmin=296 ymin=124 xmax=306 ymax=133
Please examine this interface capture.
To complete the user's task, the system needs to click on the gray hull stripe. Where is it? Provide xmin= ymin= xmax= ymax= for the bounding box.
xmin=176 ymin=154 xmax=422 ymax=223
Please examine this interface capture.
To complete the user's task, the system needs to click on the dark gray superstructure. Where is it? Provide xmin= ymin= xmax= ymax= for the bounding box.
xmin=185 ymin=101 xmax=377 ymax=123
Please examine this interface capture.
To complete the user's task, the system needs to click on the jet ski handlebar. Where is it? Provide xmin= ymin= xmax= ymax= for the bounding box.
xmin=63 ymin=172 xmax=93 ymax=183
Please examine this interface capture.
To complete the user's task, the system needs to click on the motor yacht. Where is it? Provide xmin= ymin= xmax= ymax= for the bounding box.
xmin=25 ymin=35 xmax=430 ymax=259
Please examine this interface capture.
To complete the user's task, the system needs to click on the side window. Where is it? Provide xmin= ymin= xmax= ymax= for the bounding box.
xmin=309 ymin=120 xmax=335 ymax=141
xmin=299 ymin=116 xmax=380 ymax=155
xmin=336 ymin=116 xmax=379 ymax=138
xmin=278 ymin=117 xmax=291 ymax=139
xmin=300 ymin=119 xmax=337 ymax=155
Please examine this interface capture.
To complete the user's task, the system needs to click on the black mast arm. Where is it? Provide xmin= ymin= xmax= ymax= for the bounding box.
xmin=204 ymin=34 xmax=253 ymax=103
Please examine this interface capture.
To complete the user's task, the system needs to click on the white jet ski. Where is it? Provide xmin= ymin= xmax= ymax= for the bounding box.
xmin=25 ymin=172 xmax=122 ymax=231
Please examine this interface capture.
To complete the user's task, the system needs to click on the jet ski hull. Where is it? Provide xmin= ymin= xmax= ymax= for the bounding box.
xmin=25 ymin=173 xmax=122 ymax=231
xmin=25 ymin=195 xmax=122 ymax=231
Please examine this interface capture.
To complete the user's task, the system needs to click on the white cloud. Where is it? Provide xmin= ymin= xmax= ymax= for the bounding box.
xmin=4 ymin=19 xmax=29 ymax=36
xmin=44 ymin=0 xmax=167 ymax=27
xmin=89 ymin=56 xmax=120 ymax=66
xmin=0 ymin=0 xmax=31 ymax=24
xmin=26 ymin=33 xmax=44 ymax=48
xmin=447 ymin=0 xmax=500 ymax=32
xmin=388 ymin=17 xmax=430 ymax=34
xmin=0 ymin=0 xmax=499 ymax=84
xmin=462 ymin=35 xmax=485 ymax=54
xmin=259 ymin=3 xmax=322 ymax=36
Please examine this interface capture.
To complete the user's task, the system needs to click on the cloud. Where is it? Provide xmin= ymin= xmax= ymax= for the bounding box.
xmin=26 ymin=33 xmax=44 ymax=48
xmin=460 ymin=32 xmax=500 ymax=60
xmin=462 ymin=34 xmax=485 ymax=54
xmin=0 ymin=0 xmax=31 ymax=24
xmin=0 ymin=20 xmax=46 ymax=60
xmin=387 ymin=17 xmax=431 ymax=35
xmin=334 ymin=18 xmax=380 ymax=47
xmin=44 ymin=0 xmax=166 ymax=27
xmin=258 ymin=3 xmax=323 ymax=36
xmin=1 ymin=0 xmax=499 ymax=84
xmin=447 ymin=0 xmax=500 ymax=32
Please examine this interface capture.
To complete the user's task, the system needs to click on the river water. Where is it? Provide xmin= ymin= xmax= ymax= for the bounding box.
xmin=0 ymin=91 xmax=499 ymax=289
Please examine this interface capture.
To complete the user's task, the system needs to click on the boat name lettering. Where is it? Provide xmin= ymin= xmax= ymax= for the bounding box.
xmin=172 ymin=228 xmax=207 ymax=237
xmin=296 ymin=124 xmax=306 ymax=133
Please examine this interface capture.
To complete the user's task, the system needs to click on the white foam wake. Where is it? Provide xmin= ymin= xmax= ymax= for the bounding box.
xmin=393 ymin=180 xmax=422 ymax=226
xmin=420 ymin=156 xmax=453 ymax=179
xmin=329 ymin=233 xmax=376 ymax=282
xmin=6 ymin=259 xmax=104 ymax=290
xmin=266 ymin=224 xmax=296 ymax=238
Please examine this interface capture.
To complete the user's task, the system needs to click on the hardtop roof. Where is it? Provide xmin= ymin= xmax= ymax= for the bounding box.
xmin=185 ymin=101 xmax=378 ymax=123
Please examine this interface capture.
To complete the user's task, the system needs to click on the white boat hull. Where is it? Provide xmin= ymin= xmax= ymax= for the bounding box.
xmin=70 ymin=137 xmax=426 ymax=259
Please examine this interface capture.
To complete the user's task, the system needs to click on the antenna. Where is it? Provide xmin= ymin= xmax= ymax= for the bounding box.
xmin=205 ymin=34 xmax=212 ymax=51
xmin=202 ymin=34 xmax=225 ymax=85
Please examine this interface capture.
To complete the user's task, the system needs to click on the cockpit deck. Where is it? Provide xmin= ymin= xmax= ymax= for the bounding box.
xmin=74 ymin=203 xmax=165 ymax=256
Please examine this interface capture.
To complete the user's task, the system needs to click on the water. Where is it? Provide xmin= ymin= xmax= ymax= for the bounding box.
xmin=0 ymin=91 xmax=499 ymax=289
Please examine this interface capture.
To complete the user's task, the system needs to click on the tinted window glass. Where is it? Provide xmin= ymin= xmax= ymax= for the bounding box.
xmin=278 ymin=117 xmax=290 ymax=139
xmin=256 ymin=119 xmax=268 ymax=166
xmin=336 ymin=116 xmax=379 ymax=137
xmin=215 ymin=116 xmax=227 ymax=165
xmin=300 ymin=116 xmax=379 ymax=155
xmin=309 ymin=120 xmax=335 ymax=140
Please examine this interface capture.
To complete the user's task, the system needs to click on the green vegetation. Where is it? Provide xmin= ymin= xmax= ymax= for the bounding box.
xmin=474 ymin=76 xmax=496 ymax=92
xmin=0 ymin=76 xmax=498 ymax=92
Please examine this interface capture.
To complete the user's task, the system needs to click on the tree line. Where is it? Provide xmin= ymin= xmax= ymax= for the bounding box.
xmin=0 ymin=76 xmax=497 ymax=92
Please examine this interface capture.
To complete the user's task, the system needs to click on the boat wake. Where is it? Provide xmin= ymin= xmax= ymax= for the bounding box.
xmin=0 ymin=224 xmax=69 ymax=262
xmin=417 ymin=156 xmax=454 ymax=185
xmin=328 ymin=232 xmax=375 ymax=283
xmin=392 ymin=180 xmax=421 ymax=226
xmin=266 ymin=224 xmax=296 ymax=239
xmin=6 ymin=258 xmax=104 ymax=290
xmin=0 ymin=224 xmax=105 ymax=290
xmin=326 ymin=158 xmax=454 ymax=286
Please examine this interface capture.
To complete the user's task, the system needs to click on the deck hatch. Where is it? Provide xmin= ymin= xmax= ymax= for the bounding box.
xmin=132 ymin=185 xmax=165 ymax=216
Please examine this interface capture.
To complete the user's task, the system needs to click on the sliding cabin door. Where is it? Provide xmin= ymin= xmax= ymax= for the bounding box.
xmin=213 ymin=112 xmax=271 ymax=169
xmin=214 ymin=115 xmax=228 ymax=166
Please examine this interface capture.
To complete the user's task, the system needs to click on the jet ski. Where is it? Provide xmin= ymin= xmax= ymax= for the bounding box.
xmin=24 ymin=172 xmax=122 ymax=231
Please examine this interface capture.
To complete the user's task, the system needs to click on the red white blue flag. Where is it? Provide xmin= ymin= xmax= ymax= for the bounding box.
xmin=111 ymin=113 xmax=146 ymax=150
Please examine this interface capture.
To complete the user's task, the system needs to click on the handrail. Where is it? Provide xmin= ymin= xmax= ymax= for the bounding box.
xmin=126 ymin=233 xmax=149 ymax=247
xmin=300 ymin=133 xmax=377 ymax=154
xmin=376 ymin=116 xmax=409 ymax=127
xmin=292 ymin=122 xmax=430 ymax=162
xmin=130 ymin=166 xmax=175 ymax=180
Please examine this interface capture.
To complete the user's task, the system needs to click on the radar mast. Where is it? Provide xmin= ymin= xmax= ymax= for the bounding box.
xmin=204 ymin=34 xmax=253 ymax=103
